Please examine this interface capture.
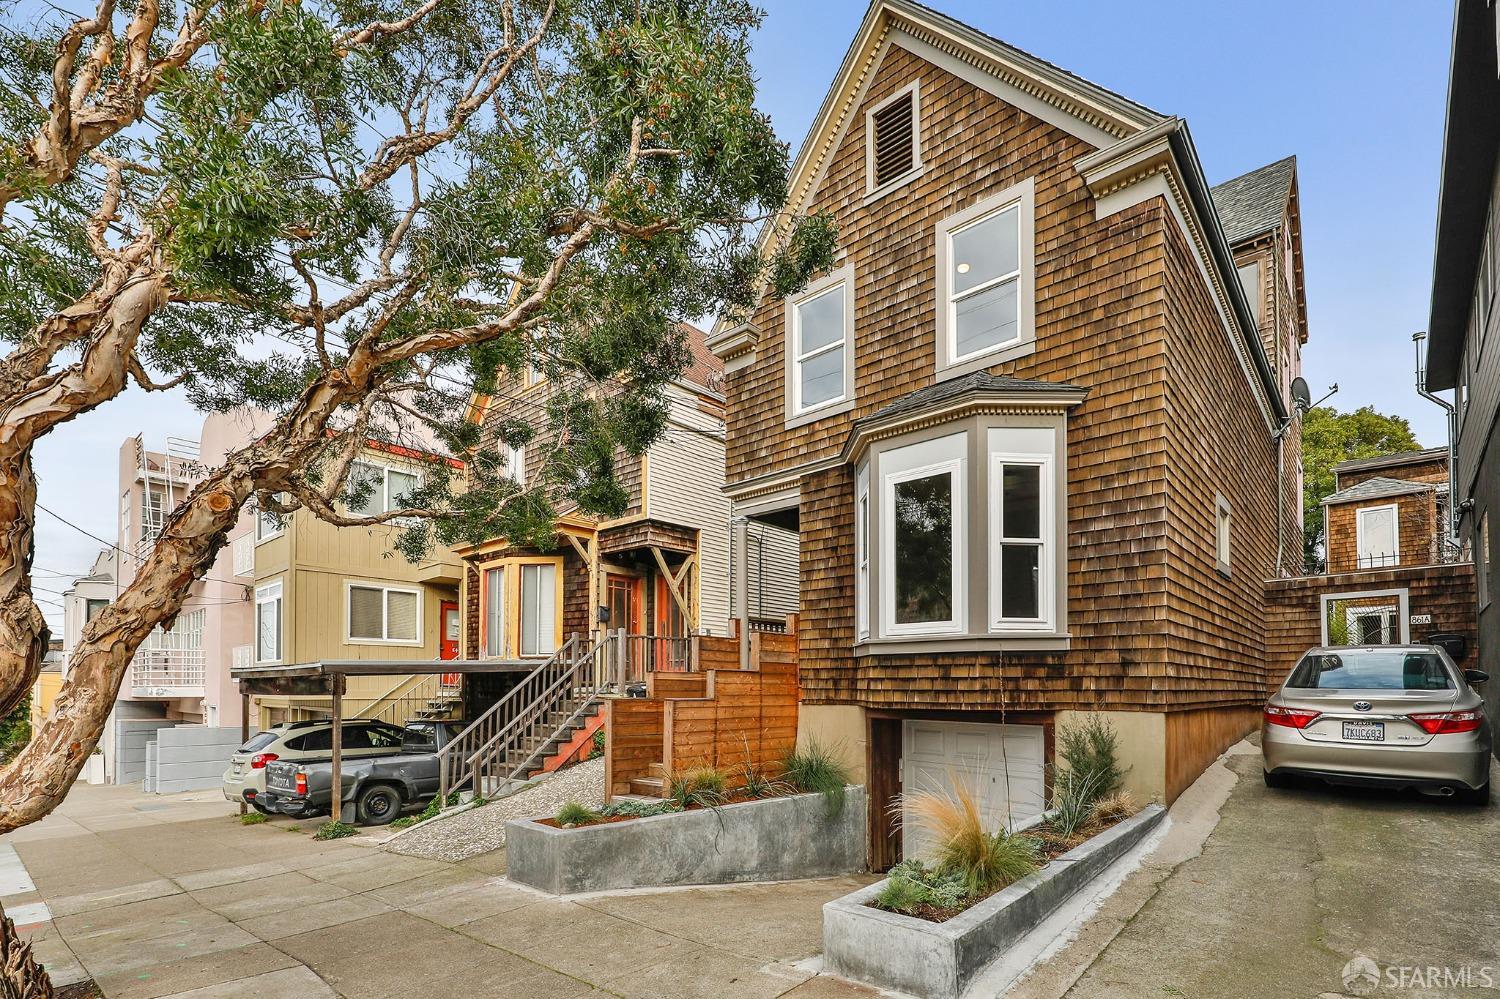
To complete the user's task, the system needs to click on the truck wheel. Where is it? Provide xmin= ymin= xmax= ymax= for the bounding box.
xmin=357 ymin=784 xmax=403 ymax=826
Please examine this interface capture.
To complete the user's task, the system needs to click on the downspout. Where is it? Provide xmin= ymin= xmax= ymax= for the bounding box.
xmin=1413 ymin=331 xmax=1462 ymax=542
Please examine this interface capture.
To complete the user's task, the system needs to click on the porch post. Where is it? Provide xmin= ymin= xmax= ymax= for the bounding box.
xmin=329 ymin=673 xmax=344 ymax=825
xmin=731 ymin=517 xmax=750 ymax=667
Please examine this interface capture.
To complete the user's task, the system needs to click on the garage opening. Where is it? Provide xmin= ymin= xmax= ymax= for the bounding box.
xmin=900 ymin=719 xmax=1046 ymax=861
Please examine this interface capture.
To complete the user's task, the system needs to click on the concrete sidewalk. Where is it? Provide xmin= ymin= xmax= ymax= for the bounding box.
xmin=4 ymin=783 xmax=877 ymax=998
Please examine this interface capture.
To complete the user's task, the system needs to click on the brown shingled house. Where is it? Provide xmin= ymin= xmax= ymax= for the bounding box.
xmin=708 ymin=0 xmax=1314 ymax=866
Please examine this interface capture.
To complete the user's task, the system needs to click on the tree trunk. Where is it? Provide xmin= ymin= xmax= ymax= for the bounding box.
xmin=0 ymin=449 xmax=48 ymax=722
xmin=0 ymin=900 xmax=53 ymax=999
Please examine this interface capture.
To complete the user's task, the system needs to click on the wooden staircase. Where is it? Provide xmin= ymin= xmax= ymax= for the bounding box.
xmin=439 ymin=635 xmax=611 ymax=803
xmin=627 ymin=761 xmax=667 ymax=798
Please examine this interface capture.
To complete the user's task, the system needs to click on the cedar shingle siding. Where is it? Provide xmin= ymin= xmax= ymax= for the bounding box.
xmin=722 ymin=35 xmax=1300 ymax=719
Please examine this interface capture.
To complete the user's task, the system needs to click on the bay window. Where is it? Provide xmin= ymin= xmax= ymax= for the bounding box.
xmin=483 ymin=566 xmax=505 ymax=657
xmin=880 ymin=433 xmax=966 ymax=637
xmin=479 ymin=559 xmax=559 ymax=659
xmin=519 ymin=563 xmax=558 ymax=657
xmin=987 ymin=426 xmax=1056 ymax=631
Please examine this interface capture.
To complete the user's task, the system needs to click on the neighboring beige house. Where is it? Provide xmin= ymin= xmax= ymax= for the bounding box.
xmin=248 ymin=439 xmax=464 ymax=727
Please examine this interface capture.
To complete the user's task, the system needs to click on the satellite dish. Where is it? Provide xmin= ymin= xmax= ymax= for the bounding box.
xmin=1290 ymin=376 xmax=1313 ymax=413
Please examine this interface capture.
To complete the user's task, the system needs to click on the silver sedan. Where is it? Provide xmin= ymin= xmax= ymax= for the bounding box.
xmin=1262 ymin=645 xmax=1492 ymax=805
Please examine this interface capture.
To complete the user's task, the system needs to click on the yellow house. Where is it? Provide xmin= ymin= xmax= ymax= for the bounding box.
xmin=248 ymin=442 xmax=464 ymax=727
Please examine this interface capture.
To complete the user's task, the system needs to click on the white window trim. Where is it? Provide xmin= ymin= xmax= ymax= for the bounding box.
xmin=482 ymin=565 xmax=507 ymax=658
xmin=232 ymin=533 xmax=254 ymax=576
xmin=856 ymin=463 xmax=870 ymax=641
xmin=783 ymin=264 xmax=856 ymax=428
xmin=344 ymin=580 xmax=423 ymax=646
xmin=517 ymin=562 xmax=560 ymax=657
xmin=864 ymin=79 xmax=923 ymax=200
xmin=1215 ymin=494 xmax=1233 ymax=578
xmin=504 ymin=442 xmax=526 ymax=486
xmin=988 ymin=451 xmax=1054 ymax=632
xmin=254 ymin=496 xmax=285 ymax=544
xmin=1355 ymin=503 xmax=1400 ymax=569
xmin=254 ymin=580 xmax=283 ymax=664
xmin=1318 ymin=588 xmax=1410 ymax=646
xmin=347 ymin=459 xmax=424 ymax=517
xmin=934 ymin=179 xmax=1037 ymax=381
xmin=881 ymin=447 xmax=966 ymax=639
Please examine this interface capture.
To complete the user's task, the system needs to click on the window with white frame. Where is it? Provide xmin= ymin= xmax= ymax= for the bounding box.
xmin=881 ymin=433 xmax=965 ymax=636
xmin=1237 ymin=262 xmax=1261 ymax=324
xmin=255 ymin=496 xmax=285 ymax=542
xmin=519 ymin=563 xmax=557 ymax=656
xmin=787 ymin=266 xmax=853 ymax=420
xmin=1215 ymin=495 xmax=1233 ymax=576
xmin=232 ymin=534 xmax=254 ymax=576
xmin=989 ymin=432 xmax=1054 ymax=630
xmin=503 ymin=442 xmax=526 ymax=486
xmin=856 ymin=465 xmax=870 ymax=641
xmin=346 ymin=582 xmax=420 ymax=643
xmin=346 ymin=460 xmax=421 ymax=517
xmin=483 ymin=566 xmax=506 ymax=657
xmin=865 ymin=81 xmax=921 ymax=195
xmin=255 ymin=581 xmax=282 ymax=663
xmin=1355 ymin=504 xmax=1399 ymax=569
xmin=935 ymin=181 xmax=1035 ymax=377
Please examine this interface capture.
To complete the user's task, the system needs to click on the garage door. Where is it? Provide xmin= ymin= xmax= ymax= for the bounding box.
xmin=901 ymin=720 xmax=1046 ymax=861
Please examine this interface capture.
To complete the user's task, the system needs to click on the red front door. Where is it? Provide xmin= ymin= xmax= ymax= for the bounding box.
xmin=440 ymin=600 xmax=460 ymax=684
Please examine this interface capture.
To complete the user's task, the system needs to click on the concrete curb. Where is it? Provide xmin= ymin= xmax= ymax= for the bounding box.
xmin=822 ymin=803 xmax=1166 ymax=999
xmin=505 ymin=787 xmax=867 ymax=895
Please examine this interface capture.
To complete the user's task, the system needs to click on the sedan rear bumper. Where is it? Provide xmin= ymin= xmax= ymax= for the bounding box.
xmin=1263 ymin=724 xmax=1490 ymax=790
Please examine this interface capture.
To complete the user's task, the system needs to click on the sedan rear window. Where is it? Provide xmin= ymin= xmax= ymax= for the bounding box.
xmin=239 ymin=732 xmax=279 ymax=753
xmin=1286 ymin=651 xmax=1453 ymax=691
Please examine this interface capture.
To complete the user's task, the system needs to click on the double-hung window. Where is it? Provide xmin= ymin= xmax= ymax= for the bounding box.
xmin=786 ymin=265 xmax=854 ymax=424
xmin=935 ymin=180 xmax=1035 ymax=378
xmin=346 ymin=582 xmax=420 ymax=644
xmin=483 ymin=566 xmax=506 ymax=657
xmin=255 ymin=581 xmax=282 ymax=663
xmin=881 ymin=433 xmax=966 ymax=636
xmin=989 ymin=454 xmax=1051 ymax=628
xmin=254 ymin=496 xmax=285 ymax=543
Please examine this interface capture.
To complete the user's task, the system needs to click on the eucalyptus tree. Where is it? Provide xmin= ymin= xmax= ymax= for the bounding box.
xmin=0 ymin=0 xmax=833 ymax=833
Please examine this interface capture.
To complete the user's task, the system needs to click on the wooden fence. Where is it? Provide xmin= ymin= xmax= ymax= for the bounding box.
xmin=604 ymin=615 xmax=799 ymax=800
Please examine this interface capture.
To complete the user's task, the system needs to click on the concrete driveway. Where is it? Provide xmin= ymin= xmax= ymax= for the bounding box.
xmin=2 ymin=783 xmax=876 ymax=998
xmin=1014 ymin=739 xmax=1500 ymax=999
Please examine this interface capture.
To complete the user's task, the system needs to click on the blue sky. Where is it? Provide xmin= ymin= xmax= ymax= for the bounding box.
xmin=25 ymin=0 xmax=1457 ymax=629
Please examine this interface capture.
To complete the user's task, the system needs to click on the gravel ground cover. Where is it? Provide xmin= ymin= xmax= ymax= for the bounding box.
xmin=384 ymin=758 xmax=606 ymax=862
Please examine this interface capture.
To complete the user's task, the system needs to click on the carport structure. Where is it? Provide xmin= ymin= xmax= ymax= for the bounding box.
xmin=231 ymin=657 xmax=534 ymax=823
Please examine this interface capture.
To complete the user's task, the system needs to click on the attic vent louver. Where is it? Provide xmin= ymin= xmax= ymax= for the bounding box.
xmin=870 ymin=87 xmax=917 ymax=190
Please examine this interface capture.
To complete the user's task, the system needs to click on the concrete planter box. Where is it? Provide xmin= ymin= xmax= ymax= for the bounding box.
xmin=823 ymin=803 xmax=1165 ymax=999
xmin=506 ymin=787 xmax=867 ymax=895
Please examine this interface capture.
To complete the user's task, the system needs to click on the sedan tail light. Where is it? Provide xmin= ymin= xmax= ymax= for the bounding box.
xmin=295 ymin=771 xmax=308 ymax=795
xmin=1264 ymin=705 xmax=1321 ymax=729
xmin=1408 ymin=710 xmax=1484 ymax=735
xmin=249 ymin=753 xmax=279 ymax=770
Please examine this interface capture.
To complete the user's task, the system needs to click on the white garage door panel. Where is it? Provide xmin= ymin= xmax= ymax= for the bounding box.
xmin=902 ymin=720 xmax=1046 ymax=862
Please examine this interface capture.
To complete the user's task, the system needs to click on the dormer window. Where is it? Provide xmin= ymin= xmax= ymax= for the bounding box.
xmin=865 ymin=82 xmax=921 ymax=196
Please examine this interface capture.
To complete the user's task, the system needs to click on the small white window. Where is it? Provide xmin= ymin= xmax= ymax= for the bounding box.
xmin=881 ymin=433 xmax=966 ymax=637
xmin=865 ymin=81 xmax=921 ymax=195
xmin=856 ymin=464 xmax=870 ymax=641
xmin=255 ymin=581 xmax=282 ymax=663
xmin=785 ymin=265 xmax=854 ymax=424
xmin=232 ymin=534 xmax=254 ymax=576
xmin=504 ymin=442 xmax=526 ymax=486
xmin=1237 ymin=262 xmax=1261 ymax=324
xmin=1215 ymin=495 xmax=1233 ymax=576
xmin=345 ymin=460 xmax=422 ymax=516
xmin=935 ymin=180 xmax=1036 ymax=378
xmin=483 ymin=566 xmax=506 ymax=657
xmin=231 ymin=645 xmax=252 ymax=671
xmin=255 ymin=496 xmax=285 ymax=542
xmin=519 ymin=563 xmax=558 ymax=656
xmin=346 ymin=582 xmax=421 ymax=644
xmin=1355 ymin=504 xmax=1399 ymax=569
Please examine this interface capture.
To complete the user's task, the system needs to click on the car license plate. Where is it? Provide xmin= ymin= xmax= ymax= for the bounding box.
xmin=1343 ymin=721 xmax=1384 ymax=742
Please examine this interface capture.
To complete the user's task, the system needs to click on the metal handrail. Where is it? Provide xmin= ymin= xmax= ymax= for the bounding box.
xmin=438 ymin=636 xmax=581 ymax=804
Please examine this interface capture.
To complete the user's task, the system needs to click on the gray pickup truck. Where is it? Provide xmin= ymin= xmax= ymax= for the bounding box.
xmin=260 ymin=719 xmax=466 ymax=825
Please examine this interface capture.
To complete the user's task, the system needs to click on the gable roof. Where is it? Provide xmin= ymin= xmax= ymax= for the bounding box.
xmin=1210 ymin=156 xmax=1296 ymax=245
xmin=1321 ymin=476 xmax=1435 ymax=507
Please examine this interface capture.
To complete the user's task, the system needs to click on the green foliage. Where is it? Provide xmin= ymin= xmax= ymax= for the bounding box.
xmin=905 ymin=783 xmax=1044 ymax=898
xmin=598 ymin=798 xmax=681 ymax=819
xmin=1301 ymin=406 xmax=1422 ymax=566
xmin=239 ymin=811 xmax=268 ymax=825
xmin=592 ymin=729 xmax=606 ymax=756
xmin=1056 ymin=715 xmax=1125 ymax=802
xmin=1049 ymin=767 xmax=1104 ymax=840
xmin=667 ymin=767 xmax=728 ymax=810
xmin=0 ymin=0 xmax=835 ymax=570
xmin=313 ymin=820 xmax=359 ymax=840
xmin=388 ymin=815 xmax=419 ymax=830
xmin=555 ymin=801 xmax=603 ymax=827
xmin=872 ymin=845 xmax=1039 ymax=918
xmin=781 ymin=739 xmax=851 ymax=818
xmin=0 ymin=694 xmax=31 ymax=764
